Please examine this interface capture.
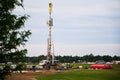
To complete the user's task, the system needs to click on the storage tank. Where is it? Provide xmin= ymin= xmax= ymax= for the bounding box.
xmin=90 ymin=64 xmax=112 ymax=69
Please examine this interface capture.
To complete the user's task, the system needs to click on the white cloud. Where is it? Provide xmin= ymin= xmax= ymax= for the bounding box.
xmin=30 ymin=29 xmax=47 ymax=34
xmin=15 ymin=7 xmax=46 ymax=13
xmin=26 ymin=44 xmax=46 ymax=56
xmin=26 ymin=43 xmax=120 ymax=57
xmin=15 ymin=0 xmax=120 ymax=56
xmin=53 ymin=0 xmax=120 ymax=17
xmin=15 ymin=0 xmax=120 ymax=16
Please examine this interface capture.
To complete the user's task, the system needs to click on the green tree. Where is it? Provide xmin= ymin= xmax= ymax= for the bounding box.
xmin=82 ymin=54 xmax=94 ymax=62
xmin=94 ymin=55 xmax=102 ymax=61
xmin=0 ymin=0 xmax=31 ymax=79
xmin=102 ymin=55 xmax=112 ymax=62
xmin=112 ymin=55 xmax=120 ymax=60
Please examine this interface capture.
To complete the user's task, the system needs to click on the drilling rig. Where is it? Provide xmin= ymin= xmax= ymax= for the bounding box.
xmin=46 ymin=3 xmax=55 ymax=69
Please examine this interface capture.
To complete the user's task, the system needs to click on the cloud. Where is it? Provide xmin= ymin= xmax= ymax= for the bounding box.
xmin=15 ymin=7 xmax=47 ymax=14
xmin=15 ymin=0 xmax=120 ymax=17
xmin=53 ymin=0 xmax=120 ymax=17
xmin=26 ymin=43 xmax=120 ymax=57
xmin=26 ymin=44 xmax=46 ymax=57
xmin=14 ymin=0 xmax=120 ymax=56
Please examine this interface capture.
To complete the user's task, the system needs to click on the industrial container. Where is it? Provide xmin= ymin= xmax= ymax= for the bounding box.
xmin=90 ymin=64 xmax=112 ymax=69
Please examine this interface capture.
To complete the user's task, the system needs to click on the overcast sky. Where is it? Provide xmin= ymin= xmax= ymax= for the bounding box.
xmin=15 ymin=0 xmax=120 ymax=56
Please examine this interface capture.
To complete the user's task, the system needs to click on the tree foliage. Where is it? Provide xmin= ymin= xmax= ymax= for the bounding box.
xmin=24 ymin=54 xmax=120 ymax=64
xmin=0 ymin=0 xmax=31 ymax=63
xmin=0 ymin=0 xmax=31 ymax=79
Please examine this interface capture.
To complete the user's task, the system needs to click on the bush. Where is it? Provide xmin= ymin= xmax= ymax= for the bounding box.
xmin=16 ymin=64 xmax=27 ymax=73
xmin=0 ymin=65 xmax=11 ymax=80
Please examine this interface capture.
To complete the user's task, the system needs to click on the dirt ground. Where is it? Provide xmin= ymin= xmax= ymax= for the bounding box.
xmin=5 ymin=70 xmax=57 ymax=80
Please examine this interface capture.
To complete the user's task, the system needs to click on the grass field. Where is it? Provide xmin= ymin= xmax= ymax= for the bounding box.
xmin=36 ymin=64 xmax=120 ymax=80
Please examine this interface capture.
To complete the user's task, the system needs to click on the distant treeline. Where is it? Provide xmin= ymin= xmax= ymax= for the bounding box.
xmin=21 ymin=54 xmax=120 ymax=64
